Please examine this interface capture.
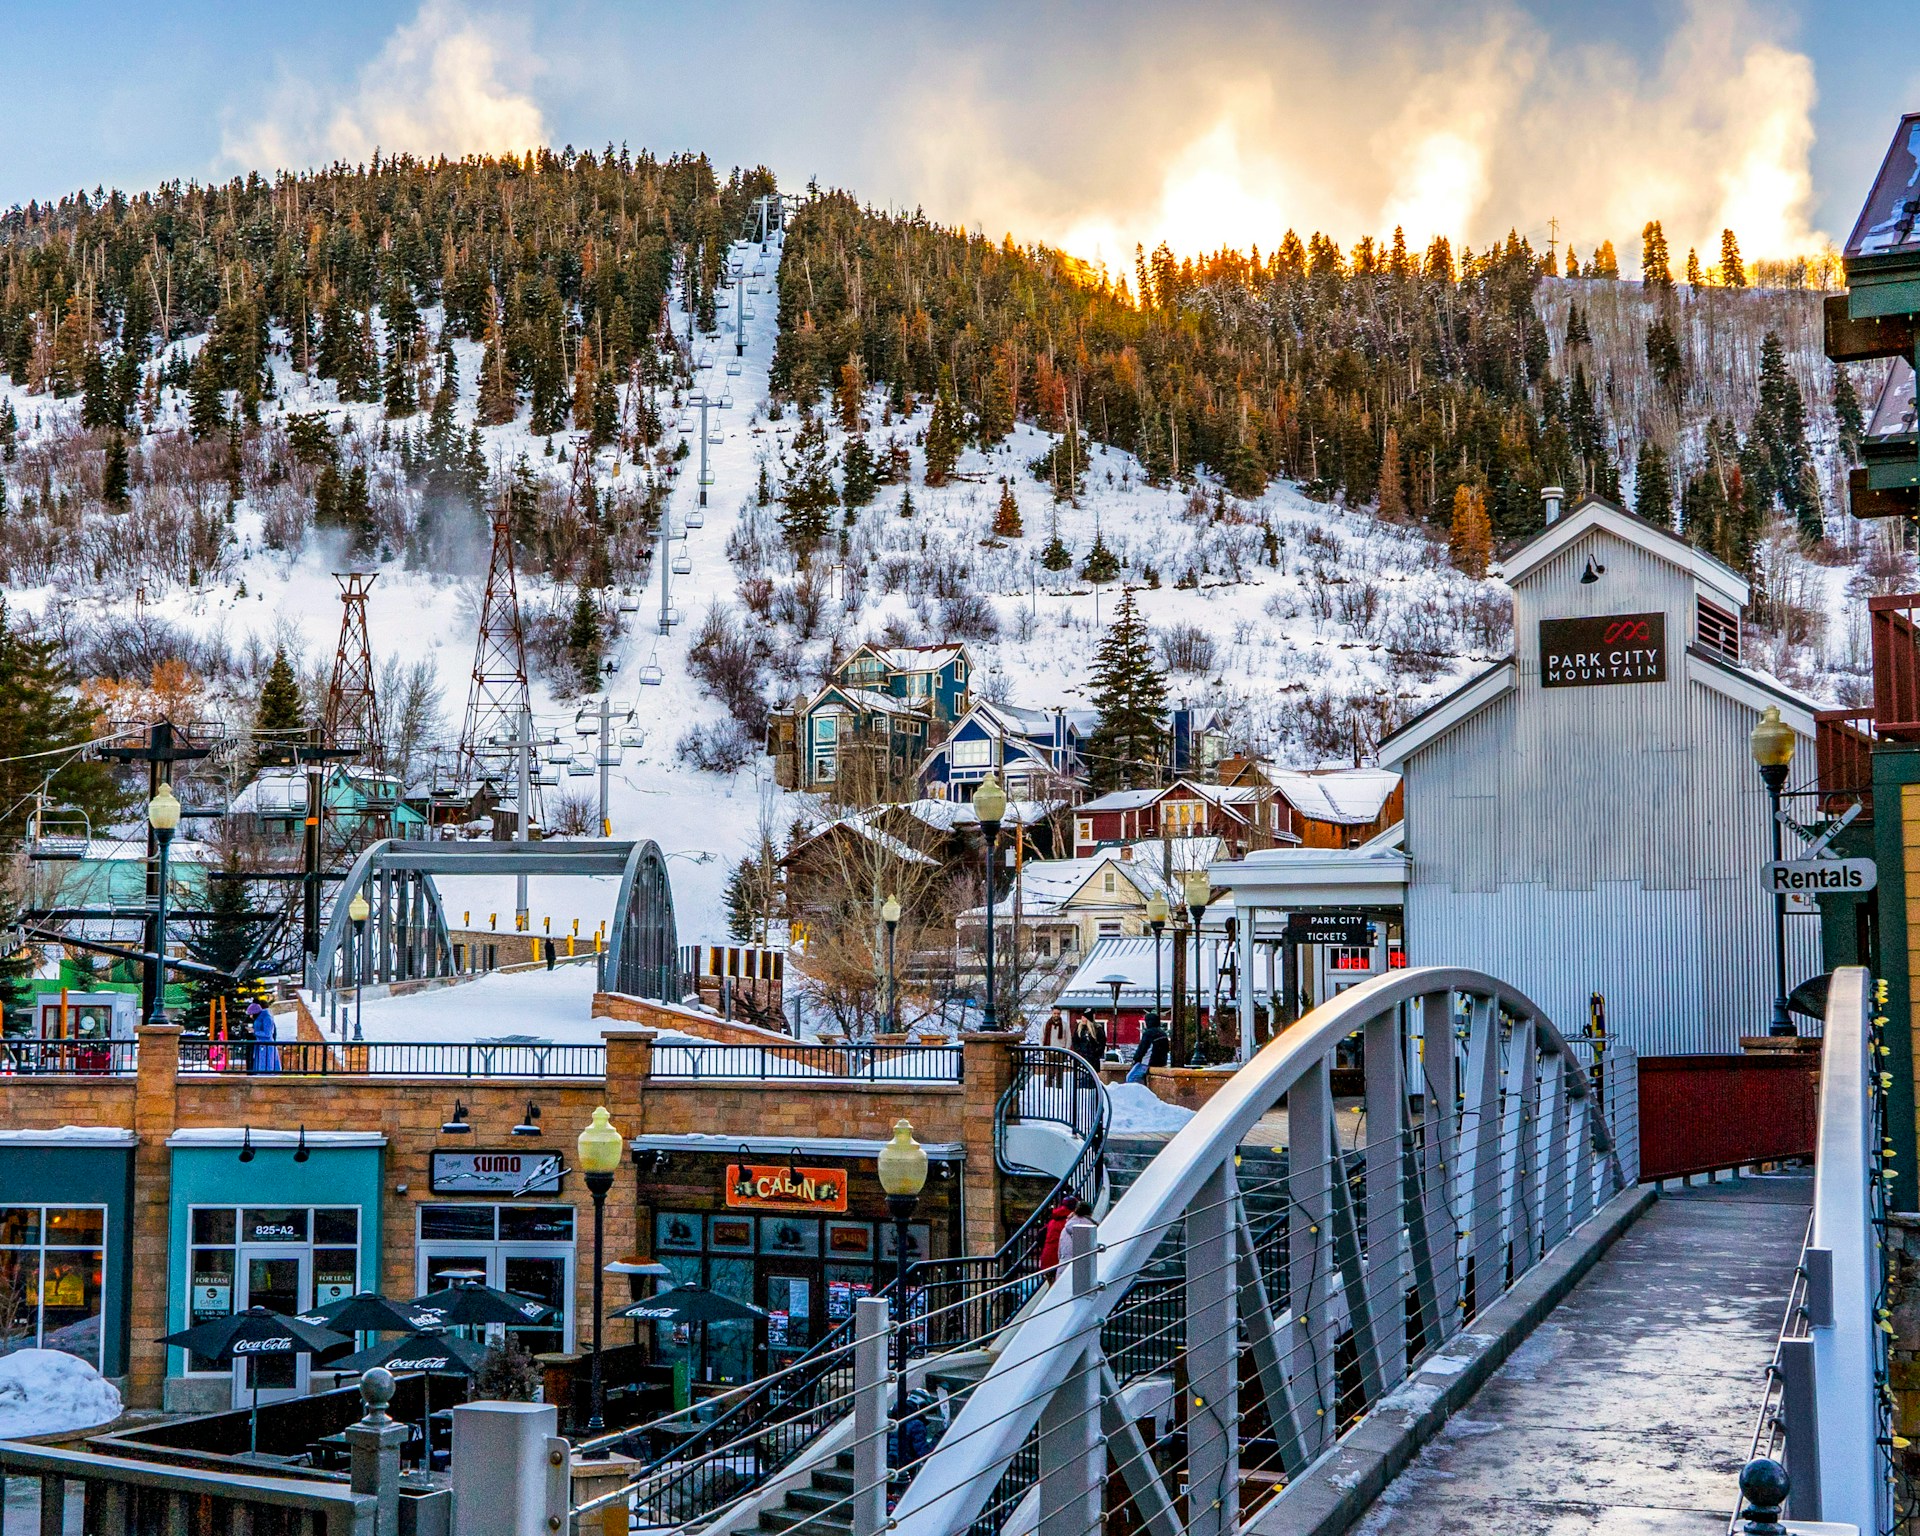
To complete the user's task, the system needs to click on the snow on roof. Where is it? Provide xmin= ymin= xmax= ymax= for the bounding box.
xmin=229 ymin=763 xmax=396 ymax=815
xmin=0 ymin=1127 xmax=138 ymax=1147
xmin=893 ymin=797 xmax=1050 ymax=832
xmin=817 ymin=686 xmax=929 ymax=718
xmin=1056 ymin=935 xmax=1270 ymax=1009
xmin=857 ymin=644 xmax=967 ymax=672
xmin=965 ymin=838 xmax=1224 ymax=918
xmin=1267 ymin=767 xmax=1401 ymax=825
xmin=790 ymin=812 xmax=941 ymax=866
xmin=1077 ymin=788 xmax=1161 ymax=813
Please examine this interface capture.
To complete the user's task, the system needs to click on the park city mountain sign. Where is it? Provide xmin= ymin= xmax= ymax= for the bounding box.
xmin=1539 ymin=612 xmax=1667 ymax=688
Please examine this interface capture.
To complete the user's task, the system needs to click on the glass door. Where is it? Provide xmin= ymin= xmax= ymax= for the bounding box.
xmin=761 ymin=1269 xmax=817 ymax=1367
xmin=233 ymin=1249 xmax=310 ymax=1409
xmin=500 ymin=1253 xmax=569 ymax=1356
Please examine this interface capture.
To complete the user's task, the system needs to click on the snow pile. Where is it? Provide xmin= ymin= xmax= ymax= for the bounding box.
xmin=0 ymin=1349 xmax=122 ymax=1439
xmin=1105 ymin=1082 xmax=1195 ymax=1135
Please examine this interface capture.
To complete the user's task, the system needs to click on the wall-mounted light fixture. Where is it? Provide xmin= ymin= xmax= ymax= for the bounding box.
xmin=441 ymin=1101 xmax=471 ymax=1135
xmin=293 ymin=1126 xmax=310 ymax=1164
xmin=512 ymin=1101 xmax=543 ymax=1137
xmin=237 ymin=1126 xmax=255 ymax=1164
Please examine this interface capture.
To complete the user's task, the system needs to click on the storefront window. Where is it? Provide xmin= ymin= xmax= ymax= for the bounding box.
xmin=184 ymin=1206 xmax=361 ymax=1375
xmin=0 ymin=1205 xmax=106 ymax=1369
xmin=415 ymin=1205 xmax=573 ymax=1356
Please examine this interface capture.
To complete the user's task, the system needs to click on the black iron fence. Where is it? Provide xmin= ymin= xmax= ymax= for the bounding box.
xmin=648 ymin=1041 xmax=964 ymax=1082
xmin=0 ymin=1036 xmax=138 ymax=1075
xmin=175 ymin=1039 xmax=608 ymax=1078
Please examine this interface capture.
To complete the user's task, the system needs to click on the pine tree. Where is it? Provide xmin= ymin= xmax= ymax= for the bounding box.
xmin=898 ymin=488 xmax=915 ymax=519
xmin=980 ymin=349 xmax=1016 ymax=444
xmin=1719 ymin=228 xmax=1746 ymax=288
xmin=0 ymin=884 xmax=36 ymax=1035
xmin=1081 ymin=531 xmax=1120 ymax=583
xmin=1639 ymin=221 xmax=1672 ymax=290
xmin=0 ymin=400 xmax=15 ymax=462
xmin=1040 ymin=532 xmax=1072 ymax=572
xmin=1834 ymin=367 xmax=1866 ymax=462
xmin=924 ymin=373 xmax=963 ymax=486
xmin=835 ymin=356 xmax=865 ymax=434
xmin=1084 ymin=589 xmax=1168 ymax=792
xmin=382 ymin=268 xmax=421 ymax=418
xmin=0 ymin=602 xmax=123 ymax=839
xmin=253 ymin=647 xmax=305 ymax=766
xmin=344 ymin=463 xmax=375 ymax=555
xmin=187 ymin=354 xmax=225 ymax=441
xmin=993 ymin=479 xmax=1023 ymax=538
xmin=1645 ymin=318 xmax=1684 ymax=408
xmin=567 ymin=589 xmax=604 ymax=692
xmin=477 ymin=324 xmax=518 ymax=425
xmin=1448 ymin=485 xmax=1492 ymax=578
xmin=778 ymin=413 xmax=839 ymax=554
xmin=1685 ymin=248 xmax=1703 ymax=287
xmin=1377 ymin=427 xmax=1405 ymax=519
xmin=1633 ymin=441 xmax=1672 ymax=525
xmin=841 ymin=436 xmax=877 ymax=508
xmin=1753 ymin=330 xmax=1818 ymax=540
xmin=101 ymin=433 xmax=130 ymax=508
xmin=184 ymin=855 xmax=265 ymax=1029
xmin=589 ymin=360 xmax=619 ymax=449
xmin=1591 ymin=241 xmax=1620 ymax=279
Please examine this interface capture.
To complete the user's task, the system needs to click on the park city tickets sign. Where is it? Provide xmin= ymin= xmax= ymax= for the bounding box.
xmin=1539 ymin=612 xmax=1667 ymax=688
xmin=726 ymin=1163 xmax=849 ymax=1213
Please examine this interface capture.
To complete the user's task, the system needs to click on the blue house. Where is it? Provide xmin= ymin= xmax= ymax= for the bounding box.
xmin=784 ymin=645 xmax=973 ymax=791
xmin=918 ymin=702 xmax=1093 ymax=802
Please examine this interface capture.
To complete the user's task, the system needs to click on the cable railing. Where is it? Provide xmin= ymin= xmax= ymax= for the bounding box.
xmin=647 ymin=1040 xmax=964 ymax=1082
xmin=568 ymin=1047 xmax=1110 ymax=1527
xmin=175 ymin=1038 xmax=608 ymax=1078
xmin=1731 ymin=966 xmax=1890 ymax=1534
xmin=889 ymin=967 xmax=1637 ymax=1536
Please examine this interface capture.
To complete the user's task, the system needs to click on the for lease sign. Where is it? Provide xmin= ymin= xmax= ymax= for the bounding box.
xmin=1539 ymin=613 xmax=1667 ymax=688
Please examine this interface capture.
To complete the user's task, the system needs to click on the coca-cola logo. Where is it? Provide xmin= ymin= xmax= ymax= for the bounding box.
xmin=231 ymin=1338 xmax=293 ymax=1353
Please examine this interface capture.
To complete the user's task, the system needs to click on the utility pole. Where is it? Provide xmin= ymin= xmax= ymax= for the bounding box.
xmin=697 ymin=393 xmax=712 ymax=507
xmin=1547 ymin=216 xmax=1560 ymax=273
xmin=596 ymin=694 xmax=613 ymax=837
xmin=100 ymin=720 xmax=210 ymax=1019
xmin=322 ymin=574 xmax=380 ymax=765
xmin=657 ymin=514 xmax=675 ymax=636
xmin=735 ymin=272 xmax=745 ymax=357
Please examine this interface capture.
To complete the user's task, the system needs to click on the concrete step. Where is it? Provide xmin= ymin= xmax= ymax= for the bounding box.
xmin=759 ymin=1507 xmax=852 ymax=1536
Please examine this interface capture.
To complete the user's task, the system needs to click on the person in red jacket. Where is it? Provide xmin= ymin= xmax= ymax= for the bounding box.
xmin=1039 ymin=1198 xmax=1075 ymax=1272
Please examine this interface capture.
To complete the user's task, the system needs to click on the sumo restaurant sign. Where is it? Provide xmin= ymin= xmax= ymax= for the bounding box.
xmin=1539 ymin=613 xmax=1666 ymax=688
xmin=431 ymin=1150 xmax=564 ymax=1195
xmin=726 ymin=1163 xmax=849 ymax=1214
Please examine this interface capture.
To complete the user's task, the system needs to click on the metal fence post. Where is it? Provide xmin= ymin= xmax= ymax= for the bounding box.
xmin=448 ymin=1401 xmax=567 ymax=1536
xmin=1775 ymin=1337 xmax=1822 ymax=1520
xmin=1038 ymin=1218 xmax=1103 ymax=1536
xmin=1187 ymin=1159 xmax=1239 ymax=1536
xmin=345 ymin=1368 xmax=408 ymax=1536
xmin=852 ymin=1297 xmax=889 ymax=1536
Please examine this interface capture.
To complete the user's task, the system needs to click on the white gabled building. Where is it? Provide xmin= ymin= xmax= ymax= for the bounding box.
xmin=1214 ymin=491 xmax=1823 ymax=1058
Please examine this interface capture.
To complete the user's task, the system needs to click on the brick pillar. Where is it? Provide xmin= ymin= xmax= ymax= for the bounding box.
xmin=597 ymin=1030 xmax=655 ymax=1280
xmin=128 ymin=1024 xmax=182 ymax=1408
xmin=959 ymin=1032 xmax=1020 ymax=1256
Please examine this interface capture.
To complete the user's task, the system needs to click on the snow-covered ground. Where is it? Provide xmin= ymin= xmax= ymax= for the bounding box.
xmin=0 ymin=1349 xmax=122 ymax=1439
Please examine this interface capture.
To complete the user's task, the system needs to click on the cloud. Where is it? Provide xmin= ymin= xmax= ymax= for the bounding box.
xmin=223 ymin=0 xmax=545 ymax=173
xmin=864 ymin=0 xmax=1827 ymax=269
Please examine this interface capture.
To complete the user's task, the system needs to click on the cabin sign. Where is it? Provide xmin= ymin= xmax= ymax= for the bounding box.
xmin=1539 ymin=612 xmax=1667 ymax=688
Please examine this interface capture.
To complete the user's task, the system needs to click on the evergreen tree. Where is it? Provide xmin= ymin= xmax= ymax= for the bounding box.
xmin=841 ymin=436 xmax=877 ymax=508
xmin=778 ymin=413 xmax=839 ymax=554
xmin=1685 ymin=248 xmax=1703 ymax=287
xmin=343 ymin=463 xmax=375 ymax=555
xmin=1081 ymin=531 xmax=1120 ymax=583
xmin=477 ymin=322 xmax=518 ymax=425
xmin=1633 ymin=441 xmax=1672 ymax=525
xmin=1591 ymin=241 xmax=1620 ymax=279
xmin=924 ymin=373 xmax=963 ymax=486
xmin=0 ymin=602 xmax=123 ymax=838
xmin=1084 ymin=589 xmax=1168 ymax=792
xmin=993 ymin=479 xmax=1023 ymax=538
xmin=898 ymin=487 xmax=916 ymax=519
xmin=1719 ymin=228 xmax=1746 ymax=288
xmin=253 ymin=647 xmax=305 ymax=765
xmin=1040 ymin=533 xmax=1072 ymax=572
xmin=0 ymin=884 xmax=36 ymax=1036
xmin=101 ymin=433 xmax=129 ymax=508
xmin=1448 ymin=485 xmax=1492 ymax=577
xmin=1834 ymin=367 xmax=1866 ymax=462
xmin=835 ymin=356 xmax=864 ymax=434
xmin=183 ymin=856 xmax=266 ymax=1029
xmin=1753 ymin=331 xmax=1818 ymax=540
xmin=313 ymin=461 xmax=344 ymax=527
xmin=1645 ymin=317 xmax=1684 ymax=408
xmin=382 ymin=268 xmax=421 ymax=418
xmin=589 ymin=359 xmax=619 ymax=449
xmin=567 ymin=588 xmax=604 ymax=692
xmin=0 ymin=400 xmax=15 ymax=462
xmin=187 ymin=354 xmax=225 ymax=441
xmin=1639 ymin=221 xmax=1672 ymax=290
xmin=1377 ymin=427 xmax=1405 ymax=518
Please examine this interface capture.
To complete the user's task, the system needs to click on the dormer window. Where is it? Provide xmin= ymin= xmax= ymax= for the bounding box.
xmin=1696 ymin=598 xmax=1740 ymax=662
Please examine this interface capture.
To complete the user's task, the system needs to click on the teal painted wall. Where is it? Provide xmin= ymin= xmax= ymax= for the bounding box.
xmin=0 ymin=1146 xmax=135 ymax=1376
xmin=1873 ymin=746 xmax=1920 ymax=1212
xmin=164 ymin=1146 xmax=383 ymax=1376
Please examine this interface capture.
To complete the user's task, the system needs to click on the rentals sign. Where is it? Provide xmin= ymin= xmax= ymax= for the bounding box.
xmin=1764 ymin=858 xmax=1878 ymax=894
xmin=1539 ymin=612 xmax=1667 ymax=688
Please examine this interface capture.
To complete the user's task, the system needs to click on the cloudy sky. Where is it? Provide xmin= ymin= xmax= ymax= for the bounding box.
xmin=3 ymin=0 xmax=1916 ymax=268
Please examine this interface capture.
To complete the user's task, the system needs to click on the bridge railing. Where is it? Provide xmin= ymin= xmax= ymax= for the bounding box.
xmin=1738 ymin=966 xmax=1890 ymax=1534
xmin=879 ymin=966 xmax=1635 ymax=1536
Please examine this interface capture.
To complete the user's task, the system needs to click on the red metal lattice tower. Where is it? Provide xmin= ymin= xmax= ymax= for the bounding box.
xmin=323 ymin=573 xmax=381 ymax=763
xmin=458 ymin=498 xmax=539 ymax=821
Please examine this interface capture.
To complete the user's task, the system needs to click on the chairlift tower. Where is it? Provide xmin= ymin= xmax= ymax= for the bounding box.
xmin=322 ymin=574 xmax=380 ymax=765
xmin=459 ymin=498 xmax=542 ymax=845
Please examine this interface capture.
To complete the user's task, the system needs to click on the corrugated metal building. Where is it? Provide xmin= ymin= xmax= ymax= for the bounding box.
xmin=1375 ymin=491 xmax=1821 ymax=1054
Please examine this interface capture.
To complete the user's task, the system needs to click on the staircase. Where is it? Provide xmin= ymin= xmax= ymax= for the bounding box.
xmin=757 ymin=1453 xmax=859 ymax=1536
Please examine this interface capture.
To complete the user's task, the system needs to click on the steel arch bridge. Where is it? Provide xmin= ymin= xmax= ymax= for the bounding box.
xmin=310 ymin=838 xmax=678 ymax=1005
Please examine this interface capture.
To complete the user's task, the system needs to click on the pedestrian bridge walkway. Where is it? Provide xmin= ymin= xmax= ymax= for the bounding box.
xmin=1355 ymin=1173 xmax=1810 ymax=1535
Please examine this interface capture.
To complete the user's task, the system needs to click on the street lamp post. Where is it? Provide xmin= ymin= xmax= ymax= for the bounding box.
xmin=1183 ymin=869 xmax=1210 ymax=1064
xmin=876 ymin=1119 xmax=928 ymax=1427
xmin=971 ymin=778 xmax=1007 ymax=1031
xmin=1145 ymin=893 xmax=1169 ymax=1037
xmin=147 ymin=784 xmax=181 ymax=1027
xmin=1100 ymin=973 xmax=1129 ymax=1058
xmin=347 ymin=892 xmax=370 ymax=1043
xmin=881 ymin=894 xmax=901 ymax=1033
xmin=576 ymin=1107 xmax=625 ymax=1443
xmin=1750 ymin=706 xmax=1797 ymax=1038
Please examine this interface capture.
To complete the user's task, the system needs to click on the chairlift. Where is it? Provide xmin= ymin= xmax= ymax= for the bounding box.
xmin=619 ymin=726 xmax=646 ymax=745
xmin=742 ymin=306 xmax=757 ymax=320
xmin=639 ymin=664 xmax=664 ymax=688
xmin=617 ymin=589 xmax=641 ymax=614
xmin=718 ymin=389 xmax=734 ymax=409
xmin=707 ymin=429 xmax=724 ymax=445
xmin=685 ymin=507 xmax=706 ymax=527
xmin=28 ymin=809 xmax=92 ymax=861
xmin=566 ymin=758 xmax=594 ymax=778
xmin=671 ymin=551 xmax=692 ymax=575
xmin=726 ymin=360 xmax=743 ymax=377
xmin=676 ymin=414 xmax=694 ymax=431
xmin=532 ymin=770 xmax=560 ymax=788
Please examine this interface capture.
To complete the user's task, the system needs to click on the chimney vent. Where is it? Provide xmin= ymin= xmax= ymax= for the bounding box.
xmin=1542 ymin=485 xmax=1565 ymax=524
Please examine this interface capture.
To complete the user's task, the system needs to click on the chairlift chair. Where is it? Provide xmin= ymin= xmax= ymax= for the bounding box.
xmin=619 ymin=727 xmax=646 ymax=745
xmin=685 ymin=507 xmax=705 ymax=528
xmin=707 ymin=429 xmax=724 ymax=444
xmin=742 ymin=306 xmax=757 ymax=320
xmin=639 ymin=664 xmax=664 ymax=688
xmin=671 ymin=552 xmax=692 ymax=575
xmin=718 ymin=389 xmax=734 ymax=408
xmin=566 ymin=759 xmax=594 ymax=778
xmin=617 ymin=590 xmax=641 ymax=613
xmin=726 ymin=360 xmax=743 ymax=377
xmin=532 ymin=769 xmax=560 ymax=787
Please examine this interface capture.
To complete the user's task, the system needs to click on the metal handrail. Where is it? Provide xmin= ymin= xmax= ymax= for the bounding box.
xmin=175 ymin=1039 xmax=607 ymax=1078
xmin=891 ymin=966 xmax=1629 ymax=1536
xmin=0 ymin=1440 xmax=376 ymax=1536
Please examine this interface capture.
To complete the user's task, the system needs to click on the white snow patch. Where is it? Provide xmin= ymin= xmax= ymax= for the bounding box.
xmin=1104 ymin=1082 xmax=1195 ymax=1135
xmin=0 ymin=1350 xmax=122 ymax=1439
